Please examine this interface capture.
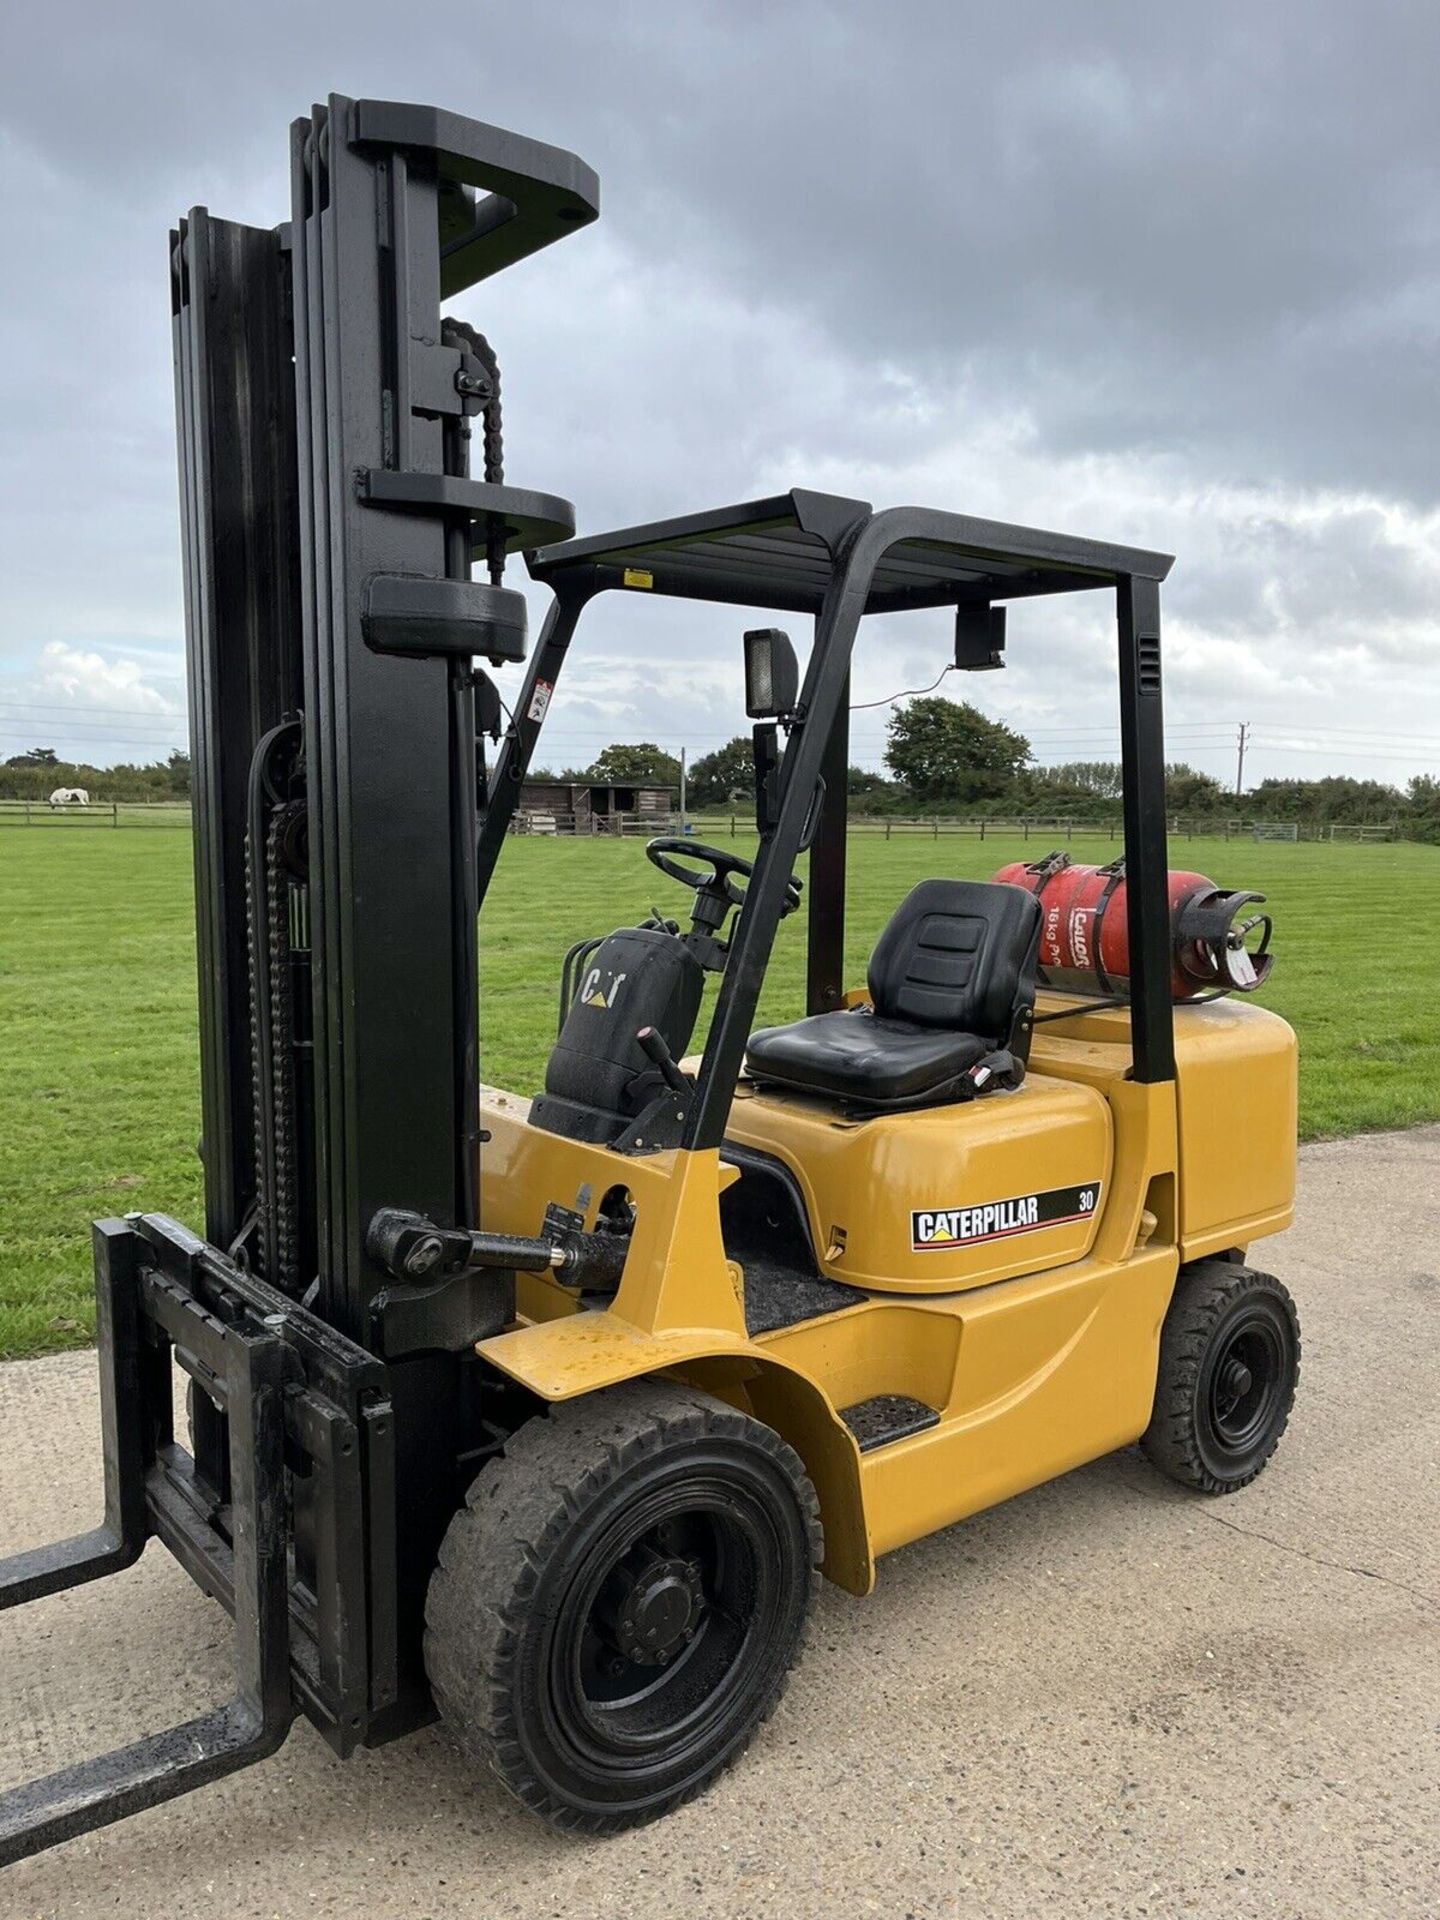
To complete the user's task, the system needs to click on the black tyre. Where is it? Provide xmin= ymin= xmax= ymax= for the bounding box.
xmin=1141 ymin=1259 xmax=1300 ymax=1493
xmin=425 ymin=1380 xmax=822 ymax=1833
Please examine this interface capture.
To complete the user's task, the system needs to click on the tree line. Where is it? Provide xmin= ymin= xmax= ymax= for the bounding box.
xmin=9 ymin=700 xmax=1438 ymax=841
xmin=533 ymin=700 xmax=1439 ymax=841
xmin=0 ymin=746 xmax=191 ymax=801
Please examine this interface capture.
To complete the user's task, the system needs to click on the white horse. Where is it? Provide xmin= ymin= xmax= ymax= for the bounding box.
xmin=48 ymin=787 xmax=90 ymax=809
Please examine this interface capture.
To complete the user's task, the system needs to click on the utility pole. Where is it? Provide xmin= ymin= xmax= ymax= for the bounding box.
xmin=1235 ymin=722 xmax=1249 ymax=798
xmin=679 ymin=747 xmax=687 ymax=830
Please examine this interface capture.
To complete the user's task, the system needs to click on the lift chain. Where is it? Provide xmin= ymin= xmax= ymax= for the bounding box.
xmin=440 ymin=317 xmax=504 ymax=583
xmin=245 ymin=798 xmax=305 ymax=1292
xmin=265 ymin=800 xmax=305 ymax=1293
xmin=243 ymin=824 xmax=271 ymax=1278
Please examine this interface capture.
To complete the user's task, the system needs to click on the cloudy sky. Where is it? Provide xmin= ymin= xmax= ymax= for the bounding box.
xmin=2 ymin=0 xmax=1436 ymax=791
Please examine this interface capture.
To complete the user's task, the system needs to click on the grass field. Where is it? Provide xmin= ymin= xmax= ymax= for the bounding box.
xmin=2 ymin=829 xmax=1436 ymax=1358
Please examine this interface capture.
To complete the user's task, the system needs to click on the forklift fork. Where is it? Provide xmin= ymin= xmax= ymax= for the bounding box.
xmin=0 ymin=1219 xmax=387 ymax=1867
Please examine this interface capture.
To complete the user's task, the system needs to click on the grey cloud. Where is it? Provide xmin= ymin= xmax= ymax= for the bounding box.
xmin=0 ymin=0 xmax=1435 ymax=789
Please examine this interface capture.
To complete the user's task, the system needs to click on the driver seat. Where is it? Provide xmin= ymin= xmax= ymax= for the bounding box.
xmin=745 ymin=879 xmax=1042 ymax=1111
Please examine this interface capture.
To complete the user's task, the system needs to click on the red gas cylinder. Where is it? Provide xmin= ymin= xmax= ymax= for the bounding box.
xmin=992 ymin=851 xmax=1273 ymax=1001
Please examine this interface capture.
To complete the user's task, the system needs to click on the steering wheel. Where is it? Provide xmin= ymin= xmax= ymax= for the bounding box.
xmin=645 ymin=837 xmax=802 ymax=917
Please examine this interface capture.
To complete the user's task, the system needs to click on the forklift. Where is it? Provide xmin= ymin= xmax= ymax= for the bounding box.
xmin=0 ymin=94 xmax=1300 ymax=1858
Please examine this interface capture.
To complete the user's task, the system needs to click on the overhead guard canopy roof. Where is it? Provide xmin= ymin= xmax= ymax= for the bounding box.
xmin=529 ymin=488 xmax=1174 ymax=616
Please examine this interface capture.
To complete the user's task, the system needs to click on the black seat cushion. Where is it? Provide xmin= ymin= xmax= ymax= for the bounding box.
xmin=744 ymin=1012 xmax=988 ymax=1102
xmin=745 ymin=879 xmax=1040 ymax=1108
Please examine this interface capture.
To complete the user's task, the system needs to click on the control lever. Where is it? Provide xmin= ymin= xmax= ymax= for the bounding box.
xmin=637 ymin=1026 xmax=690 ymax=1094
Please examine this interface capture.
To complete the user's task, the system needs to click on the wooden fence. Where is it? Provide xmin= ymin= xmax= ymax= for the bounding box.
xmin=0 ymin=800 xmax=193 ymax=828
xmin=4 ymin=799 xmax=1403 ymax=844
xmin=508 ymin=810 xmax=685 ymax=838
xmin=679 ymin=813 xmax=1393 ymax=844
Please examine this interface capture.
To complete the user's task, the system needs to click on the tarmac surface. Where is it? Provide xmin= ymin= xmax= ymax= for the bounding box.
xmin=1 ymin=1127 xmax=1436 ymax=1920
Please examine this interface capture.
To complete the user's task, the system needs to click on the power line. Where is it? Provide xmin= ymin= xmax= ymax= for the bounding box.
xmin=3 ymin=710 xmax=1430 ymax=775
xmin=0 ymin=701 xmax=183 ymax=723
xmin=0 ymin=699 xmax=1347 ymax=737
xmin=0 ymin=720 xmax=187 ymax=737
xmin=0 ymin=722 xmax=185 ymax=742
xmin=9 ymin=698 xmax=1429 ymax=752
xmin=1002 ymin=734 xmax=1237 ymax=745
xmin=0 ymin=739 xmax=186 ymax=755
xmin=0 ymin=733 xmax=187 ymax=746
xmin=1243 ymin=721 xmax=1440 ymax=746
xmin=1246 ymin=739 xmax=1438 ymax=766
xmin=4 ymin=695 xmax=1435 ymax=744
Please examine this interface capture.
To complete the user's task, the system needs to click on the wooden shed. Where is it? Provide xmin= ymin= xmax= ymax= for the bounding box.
xmin=515 ymin=779 xmax=678 ymax=833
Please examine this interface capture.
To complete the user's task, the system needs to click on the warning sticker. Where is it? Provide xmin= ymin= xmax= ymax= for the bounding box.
xmin=527 ymin=679 xmax=554 ymax=723
xmin=911 ymin=1182 xmax=1101 ymax=1252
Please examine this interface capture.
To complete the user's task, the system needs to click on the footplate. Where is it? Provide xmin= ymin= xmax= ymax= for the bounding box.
xmin=0 ymin=1215 xmax=396 ymax=1867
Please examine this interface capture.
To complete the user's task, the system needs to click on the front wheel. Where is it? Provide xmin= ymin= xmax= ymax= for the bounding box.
xmin=1141 ymin=1260 xmax=1301 ymax=1494
xmin=425 ymin=1380 xmax=821 ymax=1833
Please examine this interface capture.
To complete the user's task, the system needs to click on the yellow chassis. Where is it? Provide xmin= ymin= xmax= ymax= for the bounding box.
xmin=475 ymin=995 xmax=1296 ymax=1596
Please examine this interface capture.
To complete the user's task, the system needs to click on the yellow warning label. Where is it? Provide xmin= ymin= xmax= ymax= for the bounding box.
xmin=623 ymin=567 xmax=654 ymax=589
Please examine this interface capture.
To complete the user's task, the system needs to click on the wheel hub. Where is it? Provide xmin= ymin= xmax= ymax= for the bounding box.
xmin=1217 ymin=1355 xmax=1253 ymax=1406
xmin=610 ymin=1549 xmax=703 ymax=1666
xmin=1208 ymin=1314 xmax=1287 ymax=1452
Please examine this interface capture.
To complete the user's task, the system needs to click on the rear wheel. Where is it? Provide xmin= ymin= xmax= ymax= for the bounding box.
xmin=425 ymin=1380 xmax=821 ymax=1833
xmin=1142 ymin=1260 xmax=1300 ymax=1493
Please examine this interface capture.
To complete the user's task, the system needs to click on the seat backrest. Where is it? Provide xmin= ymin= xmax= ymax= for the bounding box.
xmin=532 ymin=925 xmax=704 ymax=1143
xmin=867 ymin=879 xmax=1042 ymax=1037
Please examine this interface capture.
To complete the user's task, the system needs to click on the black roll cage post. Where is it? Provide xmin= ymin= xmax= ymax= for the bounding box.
xmin=482 ymin=495 xmax=1177 ymax=1151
